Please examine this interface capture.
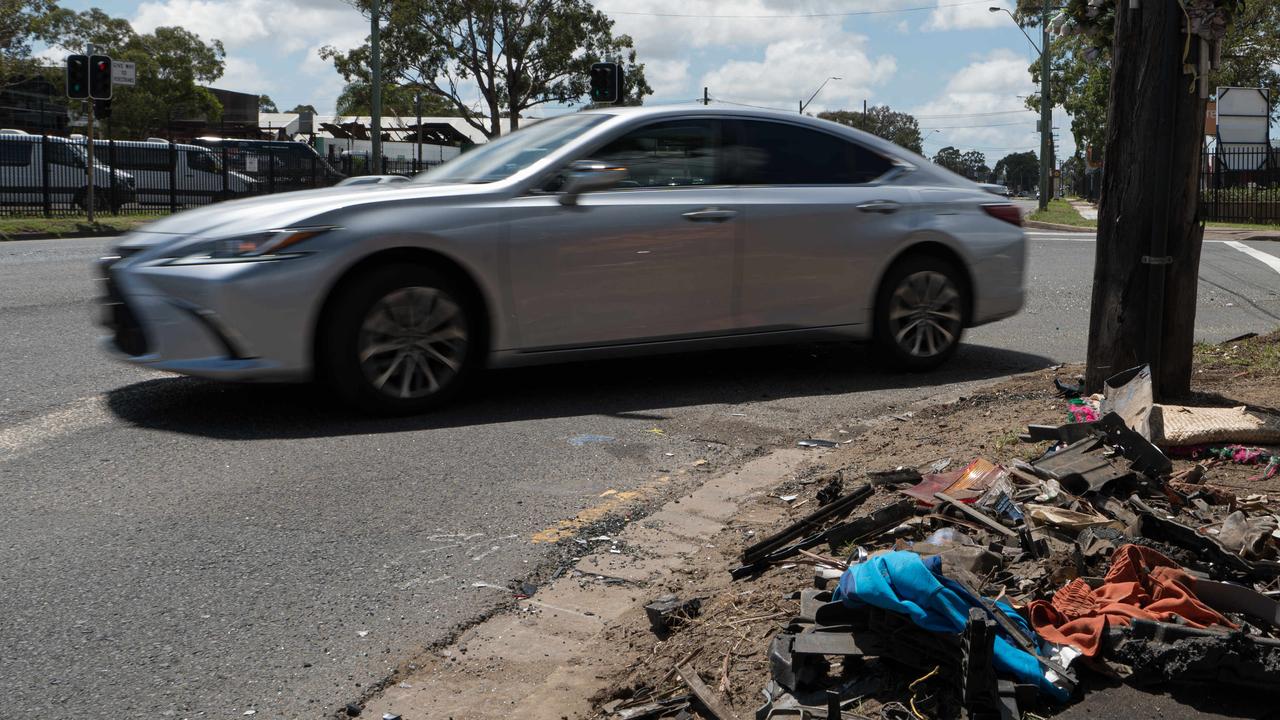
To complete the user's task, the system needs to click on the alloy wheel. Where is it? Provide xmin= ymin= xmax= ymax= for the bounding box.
xmin=357 ymin=286 xmax=469 ymax=399
xmin=887 ymin=270 xmax=963 ymax=359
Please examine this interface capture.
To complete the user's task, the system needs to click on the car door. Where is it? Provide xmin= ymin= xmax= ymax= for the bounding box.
xmin=729 ymin=119 xmax=916 ymax=331
xmin=507 ymin=118 xmax=738 ymax=350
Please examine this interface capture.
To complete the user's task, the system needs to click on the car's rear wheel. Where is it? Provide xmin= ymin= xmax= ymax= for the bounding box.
xmin=321 ymin=264 xmax=478 ymax=414
xmin=873 ymin=254 xmax=967 ymax=371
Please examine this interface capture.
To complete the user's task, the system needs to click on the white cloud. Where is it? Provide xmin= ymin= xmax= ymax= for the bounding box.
xmin=701 ymin=33 xmax=896 ymax=113
xmin=896 ymin=20 xmax=910 ymax=33
xmin=643 ymin=59 xmax=692 ymax=98
xmin=912 ymin=49 xmax=1046 ymax=160
xmin=131 ymin=0 xmax=367 ymax=114
xmin=923 ymin=0 xmax=1013 ymax=31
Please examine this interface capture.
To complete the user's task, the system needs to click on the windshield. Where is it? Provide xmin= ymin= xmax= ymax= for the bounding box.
xmin=418 ymin=113 xmax=611 ymax=184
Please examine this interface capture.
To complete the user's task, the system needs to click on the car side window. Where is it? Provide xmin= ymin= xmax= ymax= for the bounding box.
xmin=732 ymin=120 xmax=893 ymax=185
xmin=541 ymin=119 xmax=723 ymax=193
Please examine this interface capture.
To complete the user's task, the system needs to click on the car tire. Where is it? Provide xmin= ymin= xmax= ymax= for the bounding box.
xmin=872 ymin=253 xmax=968 ymax=371
xmin=320 ymin=264 xmax=480 ymax=414
xmin=74 ymin=187 xmax=110 ymax=212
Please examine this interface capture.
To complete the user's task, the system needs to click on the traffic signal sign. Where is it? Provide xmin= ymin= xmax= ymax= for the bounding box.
xmin=590 ymin=62 xmax=623 ymax=104
xmin=66 ymin=55 xmax=89 ymax=99
xmin=89 ymin=55 xmax=112 ymax=100
xmin=94 ymin=99 xmax=112 ymax=120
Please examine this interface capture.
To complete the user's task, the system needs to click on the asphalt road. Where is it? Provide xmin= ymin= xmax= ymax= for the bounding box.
xmin=2 ymin=233 xmax=1279 ymax=718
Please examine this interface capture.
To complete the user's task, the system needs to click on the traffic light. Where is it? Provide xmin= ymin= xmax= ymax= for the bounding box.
xmin=66 ymin=55 xmax=89 ymax=99
xmin=94 ymin=99 xmax=112 ymax=120
xmin=590 ymin=62 xmax=623 ymax=104
xmin=89 ymin=55 xmax=112 ymax=100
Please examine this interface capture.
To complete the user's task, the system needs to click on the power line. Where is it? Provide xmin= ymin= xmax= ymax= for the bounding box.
xmin=597 ymin=0 xmax=991 ymax=19
xmin=709 ymin=96 xmax=793 ymax=112
xmin=914 ymin=109 xmax=1036 ymax=119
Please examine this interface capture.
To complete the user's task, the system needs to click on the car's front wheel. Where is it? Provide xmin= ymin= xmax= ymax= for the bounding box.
xmin=873 ymin=254 xmax=967 ymax=371
xmin=321 ymin=264 xmax=478 ymax=414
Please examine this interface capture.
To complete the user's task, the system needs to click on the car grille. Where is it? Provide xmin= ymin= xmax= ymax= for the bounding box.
xmin=97 ymin=249 xmax=149 ymax=357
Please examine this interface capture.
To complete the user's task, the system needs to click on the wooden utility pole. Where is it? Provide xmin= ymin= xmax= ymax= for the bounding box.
xmin=369 ymin=0 xmax=382 ymax=174
xmin=1085 ymin=1 xmax=1208 ymax=398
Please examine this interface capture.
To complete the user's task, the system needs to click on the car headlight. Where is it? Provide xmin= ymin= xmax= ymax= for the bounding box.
xmin=165 ymin=227 xmax=335 ymax=265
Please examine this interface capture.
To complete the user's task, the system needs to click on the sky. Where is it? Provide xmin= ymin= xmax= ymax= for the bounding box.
xmin=53 ymin=0 xmax=1079 ymax=165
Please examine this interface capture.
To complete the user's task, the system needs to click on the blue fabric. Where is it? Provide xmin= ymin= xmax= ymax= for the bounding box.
xmin=831 ymin=551 xmax=1069 ymax=701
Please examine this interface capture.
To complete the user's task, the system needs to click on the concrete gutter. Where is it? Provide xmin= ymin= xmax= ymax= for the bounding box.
xmin=0 ymin=229 xmax=129 ymax=242
xmin=1024 ymin=219 xmax=1095 ymax=233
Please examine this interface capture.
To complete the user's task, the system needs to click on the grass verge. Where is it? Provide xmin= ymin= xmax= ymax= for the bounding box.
xmin=1193 ymin=331 xmax=1280 ymax=374
xmin=0 ymin=215 xmax=154 ymax=240
xmin=1028 ymin=199 xmax=1098 ymax=228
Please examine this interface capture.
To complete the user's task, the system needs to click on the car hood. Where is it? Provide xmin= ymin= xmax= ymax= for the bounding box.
xmin=117 ymin=182 xmax=494 ymax=250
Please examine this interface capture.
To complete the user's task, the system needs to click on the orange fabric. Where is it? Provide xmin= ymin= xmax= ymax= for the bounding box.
xmin=1027 ymin=544 xmax=1236 ymax=656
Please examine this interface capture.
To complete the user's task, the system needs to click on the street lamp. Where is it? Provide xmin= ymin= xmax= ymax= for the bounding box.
xmin=990 ymin=3 xmax=1052 ymax=211
xmin=799 ymin=76 xmax=842 ymax=114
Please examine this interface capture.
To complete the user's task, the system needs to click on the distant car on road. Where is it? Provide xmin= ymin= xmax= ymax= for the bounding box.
xmin=335 ymin=174 xmax=412 ymax=187
xmin=99 ymin=106 xmax=1025 ymax=414
xmin=979 ymin=182 xmax=1012 ymax=197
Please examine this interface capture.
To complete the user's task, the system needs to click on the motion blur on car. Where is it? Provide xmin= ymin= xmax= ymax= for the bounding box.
xmin=97 ymin=105 xmax=1025 ymax=414
xmin=334 ymin=174 xmax=413 ymax=187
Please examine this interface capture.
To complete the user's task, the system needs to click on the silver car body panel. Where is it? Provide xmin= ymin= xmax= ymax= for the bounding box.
xmin=100 ymin=105 xmax=1024 ymax=381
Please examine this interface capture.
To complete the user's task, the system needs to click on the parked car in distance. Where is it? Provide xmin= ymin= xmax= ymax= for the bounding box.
xmin=192 ymin=137 xmax=346 ymax=189
xmin=0 ymin=130 xmax=135 ymax=211
xmin=979 ymin=183 xmax=1012 ymax=197
xmin=94 ymin=139 xmax=259 ymax=206
xmin=99 ymin=106 xmax=1025 ymax=414
xmin=335 ymin=174 xmax=412 ymax=187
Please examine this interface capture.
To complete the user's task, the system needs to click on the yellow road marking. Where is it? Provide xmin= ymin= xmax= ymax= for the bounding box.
xmin=531 ymin=475 xmax=673 ymax=543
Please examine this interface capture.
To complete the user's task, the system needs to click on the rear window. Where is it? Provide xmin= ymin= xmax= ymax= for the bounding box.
xmin=732 ymin=120 xmax=894 ymax=185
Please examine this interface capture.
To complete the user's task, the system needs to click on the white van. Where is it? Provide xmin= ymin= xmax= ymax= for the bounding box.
xmin=92 ymin=139 xmax=259 ymax=207
xmin=0 ymin=131 xmax=135 ymax=211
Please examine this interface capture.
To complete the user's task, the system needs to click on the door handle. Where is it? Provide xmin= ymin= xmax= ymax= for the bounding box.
xmin=856 ymin=200 xmax=901 ymax=214
xmin=682 ymin=207 xmax=737 ymax=222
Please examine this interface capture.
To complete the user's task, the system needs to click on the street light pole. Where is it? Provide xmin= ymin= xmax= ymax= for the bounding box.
xmin=1038 ymin=0 xmax=1051 ymax=211
xmin=370 ymin=0 xmax=382 ymax=175
xmin=989 ymin=5 xmax=1052 ymax=211
xmin=799 ymin=76 xmax=842 ymax=114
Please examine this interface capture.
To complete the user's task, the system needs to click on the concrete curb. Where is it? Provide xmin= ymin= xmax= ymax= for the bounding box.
xmin=0 ymin=229 xmax=128 ymax=242
xmin=1024 ymin=219 xmax=1095 ymax=233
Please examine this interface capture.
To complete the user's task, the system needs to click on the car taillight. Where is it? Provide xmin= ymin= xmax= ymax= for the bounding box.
xmin=982 ymin=203 xmax=1023 ymax=227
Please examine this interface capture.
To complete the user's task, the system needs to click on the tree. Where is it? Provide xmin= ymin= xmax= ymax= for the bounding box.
xmin=961 ymin=150 xmax=989 ymax=181
xmin=47 ymin=8 xmax=225 ymax=138
xmin=0 ymin=0 xmax=60 ymax=81
xmin=321 ymin=0 xmax=652 ymax=138
xmin=993 ymin=151 xmax=1039 ymax=193
xmin=287 ymin=103 xmax=317 ymax=114
xmin=932 ymin=145 xmax=964 ymax=174
xmin=335 ymin=81 xmax=456 ymax=116
xmin=1049 ymin=0 xmax=1245 ymax=398
xmin=817 ymin=105 xmax=923 ymax=154
xmin=259 ymin=94 xmax=278 ymax=112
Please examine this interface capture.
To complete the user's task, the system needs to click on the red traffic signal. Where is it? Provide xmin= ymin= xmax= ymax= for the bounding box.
xmin=89 ymin=54 xmax=112 ymax=100
xmin=66 ymin=55 xmax=89 ymax=99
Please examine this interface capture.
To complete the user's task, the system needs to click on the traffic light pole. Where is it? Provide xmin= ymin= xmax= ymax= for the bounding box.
xmin=1038 ymin=0 xmax=1051 ymax=211
xmin=86 ymin=100 xmax=95 ymax=222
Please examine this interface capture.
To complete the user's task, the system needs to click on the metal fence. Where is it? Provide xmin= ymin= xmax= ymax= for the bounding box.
xmin=1201 ymin=145 xmax=1280 ymax=224
xmin=0 ymin=135 xmax=444 ymax=217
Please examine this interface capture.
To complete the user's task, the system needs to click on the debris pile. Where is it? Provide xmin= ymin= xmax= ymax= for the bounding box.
xmin=604 ymin=365 xmax=1280 ymax=719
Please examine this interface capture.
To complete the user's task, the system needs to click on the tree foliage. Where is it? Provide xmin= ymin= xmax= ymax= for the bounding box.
xmin=259 ymin=94 xmax=278 ymax=112
xmin=287 ymin=103 xmax=317 ymax=114
xmin=45 ymin=8 xmax=225 ymax=138
xmin=0 ymin=0 xmax=59 ymax=81
xmin=321 ymin=0 xmax=652 ymax=138
xmin=993 ymin=150 xmax=1039 ymax=192
xmin=335 ymin=80 xmax=457 ymax=117
xmin=932 ymin=145 xmax=990 ymax=180
xmin=817 ymin=105 xmax=923 ymax=154
xmin=932 ymin=145 xmax=964 ymax=174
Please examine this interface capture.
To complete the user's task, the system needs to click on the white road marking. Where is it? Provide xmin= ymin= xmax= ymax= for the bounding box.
xmin=1027 ymin=232 xmax=1236 ymax=246
xmin=0 ymin=396 xmax=113 ymax=462
xmin=1224 ymin=240 xmax=1280 ymax=276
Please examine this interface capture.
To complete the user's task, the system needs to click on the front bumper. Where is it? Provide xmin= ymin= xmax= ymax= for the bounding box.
xmin=96 ymin=251 xmax=314 ymax=382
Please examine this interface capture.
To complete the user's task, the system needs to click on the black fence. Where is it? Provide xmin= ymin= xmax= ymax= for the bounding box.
xmin=0 ymin=135 xmax=444 ymax=217
xmin=1201 ymin=145 xmax=1280 ymax=224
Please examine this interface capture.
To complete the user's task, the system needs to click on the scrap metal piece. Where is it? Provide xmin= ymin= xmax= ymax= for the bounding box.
xmin=741 ymin=484 xmax=874 ymax=564
xmin=1194 ymin=579 xmax=1280 ymax=628
xmin=1030 ymin=436 xmax=1133 ymax=495
xmin=933 ymin=492 xmax=1017 ymax=538
xmin=867 ymin=467 xmax=924 ymax=486
xmin=824 ymin=499 xmax=917 ymax=551
xmin=612 ymin=695 xmax=693 ymax=720
xmin=1104 ymin=619 xmax=1280 ymax=691
xmin=677 ymin=663 xmax=736 ymax=720
xmin=645 ymin=595 xmax=702 ymax=633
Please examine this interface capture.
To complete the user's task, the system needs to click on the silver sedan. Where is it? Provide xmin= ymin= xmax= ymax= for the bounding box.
xmin=98 ymin=106 xmax=1025 ymax=414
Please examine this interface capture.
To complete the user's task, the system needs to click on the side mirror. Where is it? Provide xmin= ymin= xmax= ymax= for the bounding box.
xmin=558 ymin=159 xmax=627 ymax=206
